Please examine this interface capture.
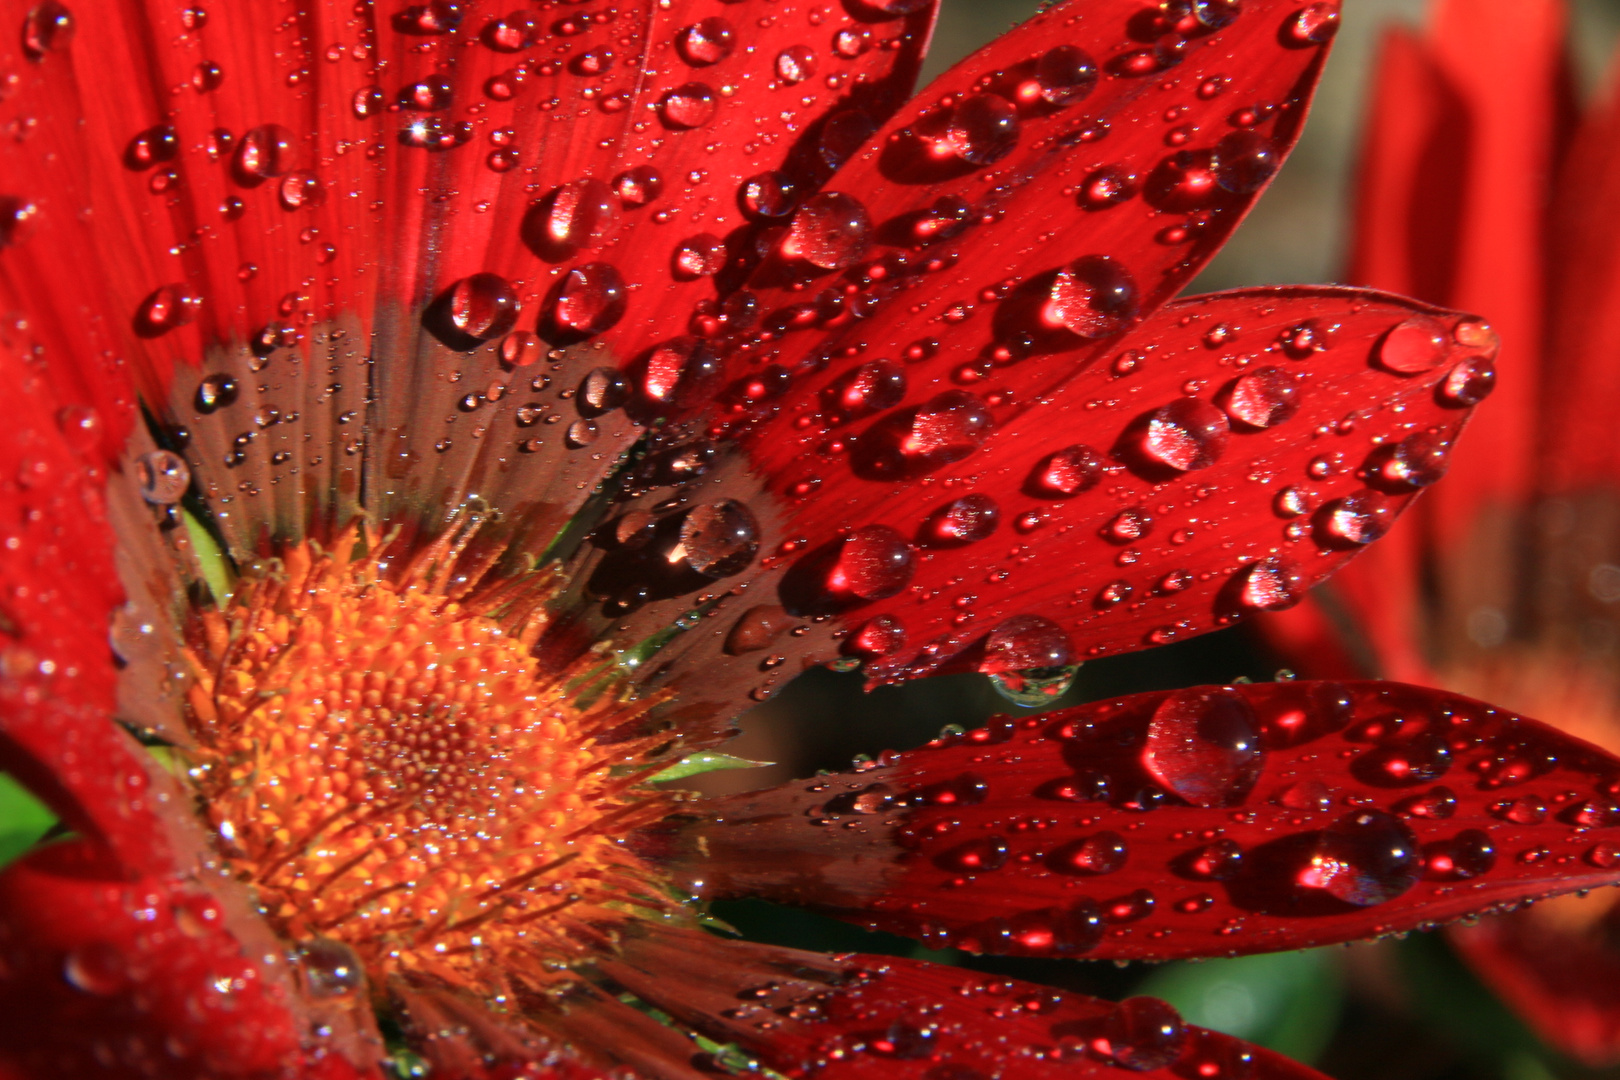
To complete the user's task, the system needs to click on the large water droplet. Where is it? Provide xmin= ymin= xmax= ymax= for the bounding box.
xmin=1031 ymin=444 xmax=1106 ymax=496
xmin=1212 ymin=130 xmax=1278 ymax=193
xmin=642 ymin=337 xmax=721 ymax=409
xmin=1422 ymin=830 xmax=1495 ymax=880
xmin=1376 ymin=315 xmax=1450 ymax=374
xmin=234 ymin=124 xmax=294 ymax=184
xmin=935 ymin=835 xmax=1008 ymax=873
xmin=580 ymin=368 xmax=629 ymax=415
xmin=658 ymin=83 xmax=717 ymax=130
xmin=1230 ymin=557 xmax=1306 ymax=611
xmin=22 ymin=1 xmax=74 ymax=59
xmin=783 ymin=192 xmax=872 ymax=270
xmin=550 ymin=263 xmax=626 ymax=337
xmin=677 ymin=18 xmax=735 ymax=65
xmin=947 ymin=93 xmax=1020 ymax=166
xmin=826 ymin=361 xmax=906 ymax=416
xmin=1439 ymin=355 xmax=1495 ymax=406
xmin=137 ymin=284 xmax=201 ymax=336
xmin=1104 ymin=997 xmax=1186 ymax=1071
xmin=677 ymin=501 xmax=759 ymax=578
xmin=1035 ymin=45 xmax=1098 ymax=106
xmin=890 ymin=390 xmax=994 ymax=471
xmin=1081 ymin=165 xmax=1141 ymax=210
xmin=1144 ymin=688 xmax=1264 ymax=807
xmin=63 ymin=942 xmax=126 ymax=996
xmin=1135 ymin=398 xmax=1230 ymax=472
xmin=981 ymin=614 xmax=1074 ymax=673
xmin=532 ymin=178 xmax=617 ymax=260
xmin=924 ymin=494 xmax=999 ymax=545
xmin=1049 ymin=831 xmax=1128 ymax=875
xmin=673 ymin=233 xmax=727 ymax=280
xmin=136 ymin=450 xmax=190 ymax=504
xmin=1222 ymin=366 xmax=1300 ymax=428
xmin=1166 ymin=0 xmax=1242 ymax=29
xmin=1283 ymin=1 xmax=1340 ymax=45
xmin=818 ymin=109 xmax=877 ymax=171
xmin=827 ymin=526 xmax=916 ymax=601
xmin=447 ymin=273 xmax=518 ymax=341
xmin=196 ymin=373 xmax=238 ymax=413
xmin=1382 ymin=429 xmax=1451 ymax=488
xmin=1316 ymin=491 xmax=1391 ymax=547
xmin=1299 ymin=810 xmax=1419 ymax=905
xmin=300 ymin=938 xmax=364 ymax=998
xmin=741 ymin=171 xmax=798 ymax=218
xmin=776 ymin=44 xmax=817 ymax=84
xmin=1045 ymin=256 xmax=1139 ymax=338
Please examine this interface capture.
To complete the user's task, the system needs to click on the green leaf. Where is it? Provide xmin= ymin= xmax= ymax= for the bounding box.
xmin=181 ymin=506 xmax=235 ymax=605
xmin=1136 ymin=948 xmax=1343 ymax=1064
xmin=0 ymin=772 xmax=57 ymax=869
xmin=649 ymin=752 xmax=773 ymax=784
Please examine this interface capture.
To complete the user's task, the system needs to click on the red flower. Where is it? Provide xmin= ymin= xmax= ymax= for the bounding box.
xmin=1258 ymin=0 xmax=1620 ymax=1066
xmin=0 ymin=1 xmax=1610 ymax=1078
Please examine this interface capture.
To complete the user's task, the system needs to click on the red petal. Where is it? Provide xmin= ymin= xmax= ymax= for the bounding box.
xmin=599 ymin=925 xmax=1331 ymax=1080
xmin=1449 ymin=901 xmax=1620 ymax=1067
xmin=661 ymin=680 xmax=1620 ymax=961
xmin=553 ymin=287 xmax=1488 ymax=735
xmin=0 ymin=839 xmax=370 ymax=1079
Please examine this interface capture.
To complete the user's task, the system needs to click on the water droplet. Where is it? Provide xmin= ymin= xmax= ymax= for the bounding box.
xmin=550 ymin=262 xmax=626 ymax=337
xmin=1103 ymin=508 xmax=1151 ymax=544
xmin=1382 ymin=429 xmax=1451 ymax=488
xmin=63 ymin=942 xmax=126 ymax=995
xmin=1395 ymin=785 xmax=1457 ymax=819
xmin=1211 ymin=130 xmax=1278 ymax=193
xmin=1050 ymin=831 xmax=1128 ymax=875
xmin=579 ymin=368 xmax=629 ymax=415
xmin=1284 ymin=2 xmax=1340 ymax=45
xmin=533 ymin=178 xmax=617 ymax=259
xmin=0 ymin=196 xmax=40 ymax=248
xmin=673 ymin=233 xmax=727 ymax=280
xmin=826 ymin=361 xmax=906 ymax=416
xmin=783 ymin=192 xmax=872 ymax=270
xmin=22 ymin=1 xmax=74 ymax=58
xmin=500 ymin=330 xmax=544 ymax=368
xmin=614 ymin=166 xmax=663 ymax=208
xmin=742 ymin=171 xmax=797 ymax=218
xmin=1081 ymin=165 xmax=1140 ymax=209
xmin=1104 ymin=997 xmax=1186 ymax=1071
xmin=234 ymin=124 xmax=294 ymax=184
xmin=1276 ymin=779 xmax=1332 ymax=812
xmin=565 ymin=419 xmax=597 ymax=447
xmin=850 ymin=614 xmax=907 ymax=658
xmin=1230 ymin=557 xmax=1305 ymax=611
xmin=1222 ymin=366 xmax=1300 ymax=428
xmin=1134 ymin=398 xmax=1230 ymax=472
xmin=947 ymin=93 xmax=1020 ymax=166
xmin=1045 ymin=256 xmax=1140 ymax=338
xmin=658 ymin=83 xmax=717 ymax=129
xmin=126 ymin=124 xmax=178 ymax=169
xmin=642 ymin=337 xmax=721 ymax=409
xmin=1376 ymin=315 xmax=1450 ymax=374
xmin=1035 ymin=44 xmax=1099 ymax=106
xmin=776 ymin=44 xmax=817 ymax=84
xmin=981 ymin=614 xmax=1074 ymax=673
xmin=826 ymin=525 xmax=916 ymax=601
xmin=1031 ymin=444 xmax=1105 ymax=497
xmin=1144 ymin=688 xmax=1264 ymax=807
xmin=1438 ymin=354 xmax=1495 ymax=406
xmin=1299 ymin=809 xmax=1419 ymax=905
xmin=1316 ymin=491 xmax=1391 ymax=547
xmin=878 ymin=390 xmax=994 ymax=473
xmin=300 ymin=938 xmax=364 ymax=998
xmin=924 ymin=493 xmax=999 ymax=545
xmin=1167 ymin=0 xmax=1242 ymax=28
xmin=678 ymin=500 xmax=760 ymax=578
xmin=818 ymin=109 xmax=877 ymax=170
xmin=848 ymin=0 xmax=931 ymax=16
xmin=136 ymin=450 xmax=190 ymax=504
xmin=1184 ymin=839 xmax=1244 ymax=880
xmin=447 ymin=273 xmax=518 ymax=341
xmin=137 ymin=284 xmax=201 ymax=336
xmin=677 ymin=18 xmax=735 ymax=65
xmin=935 ymin=835 xmax=1008 ymax=873
xmin=1422 ymin=830 xmax=1495 ymax=880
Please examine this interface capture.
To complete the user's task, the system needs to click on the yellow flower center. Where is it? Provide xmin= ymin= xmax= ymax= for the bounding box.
xmin=178 ymin=527 xmax=674 ymax=995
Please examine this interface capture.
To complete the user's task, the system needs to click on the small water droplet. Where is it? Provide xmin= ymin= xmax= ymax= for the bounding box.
xmin=137 ymin=284 xmax=201 ymax=336
xmin=825 ymin=525 xmax=916 ymax=601
xmin=1050 ymin=831 xmax=1128 ymax=875
xmin=1316 ymin=491 xmax=1391 ymax=547
xmin=234 ymin=124 xmax=294 ymax=184
xmin=947 ymin=93 xmax=1020 ymax=166
xmin=677 ymin=17 xmax=735 ymax=65
xmin=1134 ymin=398 xmax=1230 ymax=472
xmin=1211 ymin=130 xmax=1278 ymax=193
xmin=300 ymin=939 xmax=364 ymax=998
xmin=924 ymin=493 xmax=999 ymax=545
xmin=1284 ymin=1 xmax=1340 ymax=45
xmin=678 ymin=500 xmax=760 ymax=578
xmin=1035 ymin=44 xmax=1098 ymax=106
xmin=658 ymin=83 xmax=717 ymax=129
xmin=549 ymin=262 xmax=626 ymax=337
xmin=783 ymin=192 xmax=872 ymax=270
xmin=446 ymin=273 xmax=518 ymax=341
xmin=1376 ymin=315 xmax=1450 ymax=374
xmin=1104 ymin=997 xmax=1186 ymax=1071
xmin=642 ymin=337 xmax=721 ymax=409
xmin=22 ymin=1 xmax=74 ymax=59
xmin=136 ymin=450 xmax=190 ymax=504
xmin=1045 ymin=255 xmax=1140 ymax=338
xmin=1222 ymin=366 xmax=1300 ymax=428
xmin=776 ymin=44 xmax=817 ymax=84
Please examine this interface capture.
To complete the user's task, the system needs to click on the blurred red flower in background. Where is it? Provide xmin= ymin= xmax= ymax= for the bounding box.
xmin=1260 ymin=0 xmax=1620 ymax=1065
xmin=1 ymin=0 xmax=1618 ymax=1077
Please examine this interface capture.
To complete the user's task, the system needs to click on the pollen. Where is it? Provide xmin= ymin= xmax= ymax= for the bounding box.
xmin=179 ymin=525 xmax=676 ymax=994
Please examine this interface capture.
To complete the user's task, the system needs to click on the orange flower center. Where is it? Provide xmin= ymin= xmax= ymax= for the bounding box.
xmin=177 ymin=528 xmax=675 ymax=995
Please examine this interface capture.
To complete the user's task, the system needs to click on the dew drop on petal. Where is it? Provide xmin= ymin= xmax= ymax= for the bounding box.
xmin=741 ymin=171 xmax=797 ymax=218
xmin=828 ymin=526 xmax=916 ymax=601
xmin=851 ymin=613 xmax=907 ymax=657
xmin=776 ymin=44 xmax=817 ymax=84
xmin=1136 ymin=398 xmax=1230 ymax=472
xmin=136 ymin=450 xmax=190 ymax=504
xmin=676 ymin=18 xmax=734 ymax=65
xmin=447 ymin=273 xmax=518 ymax=341
xmin=1375 ymin=314 xmax=1450 ymax=374
xmin=1284 ymin=1 xmax=1341 ymax=45
xmin=1035 ymin=44 xmax=1099 ymax=106
xmin=1383 ymin=429 xmax=1451 ymax=488
xmin=935 ymin=835 xmax=1008 ymax=873
xmin=1317 ymin=491 xmax=1391 ymax=547
xmin=1080 ymin=165 xmax=1140 ymax=210
xmin=642 ymin=337 xmax=721 ymax=409
xmin=1050 ymin=831 xmax=1128 ymax=875
xmin=614 ymin=166 xmax=663 ymax=208
xmin=137 ymin=283 xmax=201 ymax=335
xmin=300 ymin=938 xmax=364 ymax=998
xmin=947 ymin=93 xmax=1020 ymax=166
xmin=1045 ymin=255 xmax=1140 ymax=338
xmin=783 ymin=192 xmax=872 ymax=270
xmin=234 ymin=123 xmax=294 ymax=184
xmin=818 ymin=109 xmax=877 ymax=171
xmin=1439 ymin=355 xmax=1495 ymax=406
xmin=0 ymin=196 xmax=40 ymax=248
xmin=678 ymin=500 xmax=760 ymax=578
xmin=1104 ymin=997 xmax=1186 ymax=1072
xmin=1144 ymin=687 xmax=1264 ymax=807
xmin=827 ymin=360 xmax=906 ymax=415
xmin=1185 ymin=839 xmax=1244 ymax=880
xmin=62 ymin=942 xmax=126 ymax=996
xmin=894 ymin=390 xmax=994 ymax=470
xmin=673 ymin=233 xmax=727 ymax=280
xmin=1211 ymin=130 xmax=1279 ymax=193
xmin=981 ymin=614 xmax=1074 ymax=674
xmin=925 ymin=494 xmax=999 ymax=545
xmin=541 ymin=178 xmax=617 ymax=258
xmin=1422 ymin=830 xmax=1495 ymax=880
xmin=1222 ymin=366 xmax=1300 ymax=428
xmin=579 ymin=367 xmax=629 ymax=415
xmin=1231 ymin=556 xmax=1306 ymax=611
xmin=195 ymin=373 xmax=238 ymax=413
xmin=658 ymin=83 xmax=717 ymax=130
xmin=551 ymin=263 xmax=626 ymax=337
xmin=500 ymin=330 xmax=544 ymax=368
xmin=22 ymin=1 xmax=74 ymax=59
xmin=1299 ymin=810 xmax=1419 ymax=906
xmin=1032 ymin=444 xmax=1105 ymax=496
xmin=1167 ymin=0 xmax=1243 ymax=29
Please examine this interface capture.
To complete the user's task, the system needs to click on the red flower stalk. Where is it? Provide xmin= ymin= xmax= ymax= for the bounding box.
xmin=1258 ymin=0 xmax=1620 ymax=1065
xmin=0 ymin=1 xmax=1607 ymax=1078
